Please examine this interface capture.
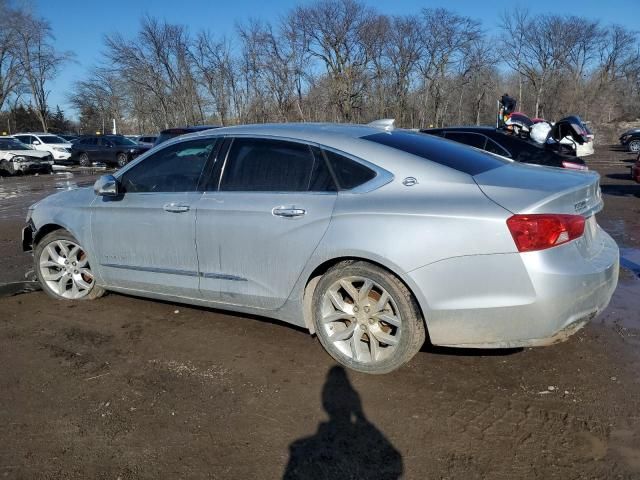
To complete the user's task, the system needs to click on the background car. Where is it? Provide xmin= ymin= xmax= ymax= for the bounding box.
xmin=24 ymin=123 xmax=618 ymax=374
xmin=71 ymin=134 xmax=148 ymax=167
xmin=137 ymin=135 xmax=157 ymax=149
xmin=422 ymin=126 xmax=588 ymax=170
xmin=0 ymin=136 xmax=53 ymax=175
xmin=620 ymin=128 xmax=640 ymax=152
xmin=153 ymin=125 xmax=220 ymax=146
xmin=12 ymin=132 xmax=73 ymax=164
xmin=553 ymin=115 xmax=594 ymax=157
xmin=58 ymin=134 xmax=79 ymax=143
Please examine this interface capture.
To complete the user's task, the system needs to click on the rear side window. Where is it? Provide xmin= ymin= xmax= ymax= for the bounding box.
xmin=220 ymin=138 xmax=335 ymax=192
xmin=363 ymin=131 xmax=507 ymax=176
xmin=323 ymin=149 xmax=376 ymax=190
xmin=445 ymin=132 xmax=486 ymax=149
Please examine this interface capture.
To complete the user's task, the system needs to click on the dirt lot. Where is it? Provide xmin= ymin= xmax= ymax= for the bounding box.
xmin=1 ymin=150 xmax=640 ymax=479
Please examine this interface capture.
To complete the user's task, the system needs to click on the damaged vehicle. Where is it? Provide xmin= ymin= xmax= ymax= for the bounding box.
xmin=22 ymin=122 xmax=619 ymax=374
xmin=552 ymin=115 xmax=595 ymax=157
xmin=0 ymin=137 xmax=53 ymax=175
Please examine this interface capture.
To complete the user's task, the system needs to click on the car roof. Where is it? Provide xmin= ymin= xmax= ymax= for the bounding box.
xmin=159 ymin=125 xmax=221 ymax=134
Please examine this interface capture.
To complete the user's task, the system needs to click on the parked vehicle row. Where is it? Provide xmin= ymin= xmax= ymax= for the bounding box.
xmin=23 ymin=121 xmax=618 ymax=373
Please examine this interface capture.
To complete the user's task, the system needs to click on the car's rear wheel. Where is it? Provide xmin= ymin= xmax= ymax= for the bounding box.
xmin=34 ymin=230 xmax=105 ymax=300
xmin=312 ymin=260 xmax=425 ymax=374
xmin=78 ymin=152 xmax=90 ymax=167
xmin=116 ymin=153 xmax=128 ymax=168
xmin=629 ymin=140 xmax=640 ymax=153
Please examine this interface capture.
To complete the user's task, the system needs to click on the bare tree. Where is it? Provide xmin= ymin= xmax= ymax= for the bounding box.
xmin=13 ymin=11 xmax=72 ymax=131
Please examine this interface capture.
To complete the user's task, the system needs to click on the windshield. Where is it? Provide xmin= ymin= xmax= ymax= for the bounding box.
xmin=109 ymin=136 xmax=138 ymax=146
xmin=0 ymin=139 xmax=31 ymax=151
xmin=39 ymin=135 xmax=67 ymax=144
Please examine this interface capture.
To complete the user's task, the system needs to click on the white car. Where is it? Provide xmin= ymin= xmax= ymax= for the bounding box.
xmin=0 ymin=136 xmax=53 ymax=175
xmin=12 ymin=132 xmax=73 ymax=164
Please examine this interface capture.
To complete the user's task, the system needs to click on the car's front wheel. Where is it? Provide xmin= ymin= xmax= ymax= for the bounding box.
xmin=629 ymin=140 xmax=640 ymax=153
xmin=34 ymin=230 xmax=105 ymax=300
xmin=312 ymin=260 xmax=426 ymax=374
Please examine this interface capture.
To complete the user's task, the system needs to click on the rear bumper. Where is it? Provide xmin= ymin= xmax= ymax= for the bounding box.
xmin=409 ymin=227 xmax=619 ymax=348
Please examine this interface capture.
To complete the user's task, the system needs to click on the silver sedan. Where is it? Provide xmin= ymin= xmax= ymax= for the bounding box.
xmin=22 ymin=122 xmax=619 ymax=373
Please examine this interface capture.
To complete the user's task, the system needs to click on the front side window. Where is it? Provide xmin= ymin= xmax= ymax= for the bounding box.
xmin=14 ymin=135 xmax=30 ymax=144
xmin=120 ymin=138 xmax=216 ymax=193
xmin=219 ymin=138 xmax=335 ymax=192
xmin=39 ymin=135 xmax=66 ymax=144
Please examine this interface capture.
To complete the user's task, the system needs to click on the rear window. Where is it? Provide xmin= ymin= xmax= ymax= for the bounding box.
xmin=363 ymin=131 xmax=508 ymax=176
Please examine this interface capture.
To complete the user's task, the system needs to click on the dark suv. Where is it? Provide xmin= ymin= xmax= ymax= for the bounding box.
xmin=72 ymin=135 xmax=149 ymax=167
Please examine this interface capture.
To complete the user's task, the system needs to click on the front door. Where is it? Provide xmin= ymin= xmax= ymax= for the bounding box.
xmin=195 ymin=137 xmax=337 ymax=309
xmin=90 ymin=138 xmax=217 ymax=297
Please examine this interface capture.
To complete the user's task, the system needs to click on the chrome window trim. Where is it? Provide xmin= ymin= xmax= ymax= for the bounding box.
xmin=213 ymin=133 xmax=393 ymax=194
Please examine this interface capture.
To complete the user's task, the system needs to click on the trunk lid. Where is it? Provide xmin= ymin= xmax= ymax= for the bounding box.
xmin=473 ymin=163 xmax=602 ymax=217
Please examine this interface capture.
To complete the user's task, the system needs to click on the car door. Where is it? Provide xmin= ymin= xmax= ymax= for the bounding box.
xmin=82 ymin=137 xmax=99 ymax=161
xmin=90 ymin=137 xmax=217 ymax=297
xmin=195 ymin=137 xmax=337 ymax=308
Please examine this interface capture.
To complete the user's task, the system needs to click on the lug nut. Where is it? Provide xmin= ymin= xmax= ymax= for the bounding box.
xmin=364 ymin=306 xmax=370 ymax=313
xmin=369 ymin=318 xmax=375 ymax=325
xmin=353 ymin=306 xmax=359 ymax=312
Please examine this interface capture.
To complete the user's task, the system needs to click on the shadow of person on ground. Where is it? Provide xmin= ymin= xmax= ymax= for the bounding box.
xmin=283 ymin=366 xmax=403 ymax=480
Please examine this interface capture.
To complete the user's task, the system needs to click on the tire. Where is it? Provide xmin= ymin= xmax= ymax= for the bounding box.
xmin=34 ymin=229 xmax=105 ymax=301
xmin=629 ymin=140 xmax=640 ymax=153
xmin=78 ymin=152 xmax=91 ymax=167
xmin=312 ymin=260 xmax=426 ymax=374
xmin=116 ymin=153 xmax=128 ymax=168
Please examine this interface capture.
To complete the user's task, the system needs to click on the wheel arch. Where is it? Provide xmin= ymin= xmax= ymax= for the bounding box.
xmin=33 ymin=223 xmax=66 ymax=247
xmin=301 ymin=255 xmax=429 ymax=337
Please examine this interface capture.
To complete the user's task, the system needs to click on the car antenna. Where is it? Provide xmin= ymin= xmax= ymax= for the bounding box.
xmin=367 ymin=119 xmax=395 ymax=131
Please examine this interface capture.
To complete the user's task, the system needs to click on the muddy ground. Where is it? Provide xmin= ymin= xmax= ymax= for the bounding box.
xmin=1 ymin=150 xmax=640 ymax=479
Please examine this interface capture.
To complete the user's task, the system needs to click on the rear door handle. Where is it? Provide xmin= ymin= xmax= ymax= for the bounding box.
xmin=272 ymin=206 xmax=306 ymax=218
xmin=163 ymin=203 xmax=190 ymax=213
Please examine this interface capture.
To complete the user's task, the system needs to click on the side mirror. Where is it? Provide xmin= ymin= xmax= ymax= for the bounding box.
xmin=32 ymin=140 xmax=40 ymax=145
xmin=94 ymin=175 xmax=119 ymax=197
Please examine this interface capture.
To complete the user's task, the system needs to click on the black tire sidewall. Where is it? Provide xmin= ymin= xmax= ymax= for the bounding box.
xmin=312 ymin=261 xmax=425 ymax=374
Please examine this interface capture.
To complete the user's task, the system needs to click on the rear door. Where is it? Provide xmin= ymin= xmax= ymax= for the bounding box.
xmin=195 ymin=137 xmax=337 ymax=308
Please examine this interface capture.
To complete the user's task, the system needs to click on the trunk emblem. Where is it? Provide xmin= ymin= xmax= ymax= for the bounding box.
xmin=574 ymin=200 xmax=588 ymax=212
xmin=402 ymin=177 xmax=418 ymax=187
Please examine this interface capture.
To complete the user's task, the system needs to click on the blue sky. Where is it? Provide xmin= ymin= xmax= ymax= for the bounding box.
xmin=36 ymin=0 xmax=639 ymax=117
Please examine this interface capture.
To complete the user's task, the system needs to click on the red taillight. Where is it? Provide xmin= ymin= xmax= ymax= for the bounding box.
xmin=506 ymin=214 xmax=585 ymax=252
xmin=562 ymin=161 xmax=588 ymax=170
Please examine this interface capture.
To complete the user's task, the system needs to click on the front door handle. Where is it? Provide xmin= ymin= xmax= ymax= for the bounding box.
xmin=272 ymin=206 xmax=306 ymax=218
xmin=163 ymin=203 xmax=190 ymax=213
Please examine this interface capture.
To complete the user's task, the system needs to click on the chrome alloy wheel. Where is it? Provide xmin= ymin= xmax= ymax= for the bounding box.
xmin=38 ymin=239 xmax=95 ymax=299
xmin=320 ymin=276 xmax=402 ymax=364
